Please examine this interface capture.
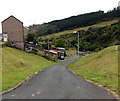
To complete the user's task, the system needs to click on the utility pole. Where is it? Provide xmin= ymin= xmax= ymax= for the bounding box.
xmin=48 ymin=38 xmax=49 ymax=51
xmin=78 ymin=31 xmax=79 ymax=55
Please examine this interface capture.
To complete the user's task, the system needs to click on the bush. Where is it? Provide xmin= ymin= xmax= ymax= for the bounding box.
xmin=95 ymin=48 xmax=100 ymax=52
xmin=111 ymin=40 xmax=120 ymax=45
xmin=37 ymin=51 xmax=44 ymax=56
xmin=3 ymin=42 xmax=14 ymax=47
xmin=31 ymin=48 xmax=39 ymax=54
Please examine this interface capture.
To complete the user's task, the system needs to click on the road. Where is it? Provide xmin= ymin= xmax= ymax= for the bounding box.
xmin=3 ymin=55 xmax=118 ymax=100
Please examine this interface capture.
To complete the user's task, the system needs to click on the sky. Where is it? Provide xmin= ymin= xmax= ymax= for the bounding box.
xmin=0 ymin=0 xmax=119 ymax=33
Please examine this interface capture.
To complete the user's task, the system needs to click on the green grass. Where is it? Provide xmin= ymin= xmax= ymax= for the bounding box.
xmin=67 ymin=46 xmax=119 ymax=94
xmin=41 ymin=19 xmax=119 ymax=39
xmin=0 ymin=42 xmax=5 ymax=45
xmin=66 ymin=49 xmax=77 ymax=58
xmin=1 ymin=47 xmax=59 ymax=92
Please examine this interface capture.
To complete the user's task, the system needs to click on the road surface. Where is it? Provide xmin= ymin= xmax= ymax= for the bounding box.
xmin=3 ymin=55 xmax=118 ymax=100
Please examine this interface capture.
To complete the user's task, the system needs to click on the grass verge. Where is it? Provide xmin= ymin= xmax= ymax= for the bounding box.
xmin=1 ymin=47 xmax=59 ymax=92
xmin=67 ymin=46 xmax=119 ymax=95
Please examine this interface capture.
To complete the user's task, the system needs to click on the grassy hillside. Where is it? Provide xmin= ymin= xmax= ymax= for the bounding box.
xmin=29 ymin=8 xmax=120 ymax=36
xmin=1 ymin=47 xmax=58 ymax=92
xmin=41 ymin=19 xmax=119 ymax=39
xmin=67 ymin=46 xmax=119 ymax=94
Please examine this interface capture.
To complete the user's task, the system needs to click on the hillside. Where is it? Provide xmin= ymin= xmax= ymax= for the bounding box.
xmin=28 ymin=7 xmax=120 ymax=36
xmin=1 ymin=47 xmax=58 ymax=92
xmin=39 ymin=20 xmax=120 ymax=53
xmin=41 ymin=19 xmax=119 ymax=39
xmin=67 ymin=46 xmax=119 ymax=94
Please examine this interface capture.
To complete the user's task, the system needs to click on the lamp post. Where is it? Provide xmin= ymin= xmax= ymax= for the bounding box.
xmin=48 ymin=38 xmax=49 ymax=51
xmin=73 ymin=31 xmax=79 ymax=55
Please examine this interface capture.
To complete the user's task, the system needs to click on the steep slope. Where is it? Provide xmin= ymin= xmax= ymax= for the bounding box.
xmin=29 ymin=8 xmax=120 ymax=36
xmin=67 ymin=46 xmax=119 ymax=94
xmin=41 ymin=20 xmax=120 ymax=52
xmin=41 ymin=19 xmax=119 ymax=39
xmin=1 ymin=47 xmax=58 ymax=92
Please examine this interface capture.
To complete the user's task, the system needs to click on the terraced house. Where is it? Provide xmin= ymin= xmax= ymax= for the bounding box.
xmin=1 ymin=15 xmax=28 ymax=49
xmin=0 ymin=33 xmax=2 ymax=41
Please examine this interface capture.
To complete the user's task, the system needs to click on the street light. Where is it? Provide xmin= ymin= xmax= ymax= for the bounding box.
xmin=73 ymin=31 xmax=79 ymax=55
xmin=48 ymin=38 xmax=49 ymax=51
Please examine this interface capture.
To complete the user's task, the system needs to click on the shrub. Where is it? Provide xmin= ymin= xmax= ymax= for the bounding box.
xmin=95 ymin=48 xmax=100 ymax=52
xmin=3 ymin=42 xmax=14 ymax=47
xmin=37 ymin=51 xmax=44 ymax=56
xmin=31 ymin=48 xmax=39 ymax=54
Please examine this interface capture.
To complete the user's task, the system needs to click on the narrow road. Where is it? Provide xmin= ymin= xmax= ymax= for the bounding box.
xmin=3 ymin=55 xmax=117 ymax=100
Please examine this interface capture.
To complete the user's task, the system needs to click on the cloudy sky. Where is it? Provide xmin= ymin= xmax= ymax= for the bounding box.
xmin=0 ymin=0 xmax=119 ymax=33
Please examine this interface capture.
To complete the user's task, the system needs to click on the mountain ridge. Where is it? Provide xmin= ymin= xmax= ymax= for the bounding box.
xmin=29 ymin=7 xmax=120 ymax=36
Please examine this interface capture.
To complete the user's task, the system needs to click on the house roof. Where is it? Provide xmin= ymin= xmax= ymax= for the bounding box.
xmin=49 ymin=50 xmax=58 ymax=54
xmin=50 ymin=49 xmax=64 ymax=54
xmin=1 ymin=15 xmax=23 ymax=24
xmin=45 ymin=49 xmax=64 ymax=54
xmin=56 ymin=47 xmax=65 ymax=50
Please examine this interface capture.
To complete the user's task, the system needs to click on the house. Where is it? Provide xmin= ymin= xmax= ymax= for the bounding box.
xmin=0 ymin=33 xmax=2 ymax=42
xmin=1 ymin=15 xmax=28 ymax=49
xmin=44 ymin=50 xmax=58 ymax=61
xmin=24 ymin=27 xmax=29 ymax=41
xmin=2 ymin=33 xmax=8 ymax=42
xmin=45 ymin=47 xmax=66 ymax=60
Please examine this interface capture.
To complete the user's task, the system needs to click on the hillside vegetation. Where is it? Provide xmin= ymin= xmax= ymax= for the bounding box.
xmin=27 ymin=8 xmax=120 ymax=53
xmin=1 ymin=47 xmax=58 ymax=92
xmin=29 ymin=7 xmax=120 ymax=36
xmin=41 ymin=19 xmax=119 ymax=39
xmin=67 ymin=46 xmax=119 ymax=94
xmin=38 ymin=20 xmax=120 ymax=53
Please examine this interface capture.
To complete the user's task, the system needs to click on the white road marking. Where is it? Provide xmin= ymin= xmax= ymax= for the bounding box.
xmin=12 ymin=95 xmax=15 ymax=96
xmin=37 ymin=92 xmax=40 ymax=94
xmin=77 ymin=87 xmax=80 ymax=89
xmin=32 ymin=93 xmax=35 ymax=96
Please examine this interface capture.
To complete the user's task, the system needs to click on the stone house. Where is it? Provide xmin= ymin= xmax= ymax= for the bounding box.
xmin=1 ymin=15 xmax=28 ymax=49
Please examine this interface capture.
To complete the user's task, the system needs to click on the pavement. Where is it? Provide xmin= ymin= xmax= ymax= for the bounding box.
xmin=2 ymin=55 xmax=118 ymax=100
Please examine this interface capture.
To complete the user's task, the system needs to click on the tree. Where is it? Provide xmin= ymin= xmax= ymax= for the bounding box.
xmin=27 ymin=33 xmax=35 ymax=42
xmin=27 ymin=33 xmax=39 ymax=44
xmin=52 ymin=39 xmax=66 ymax=48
